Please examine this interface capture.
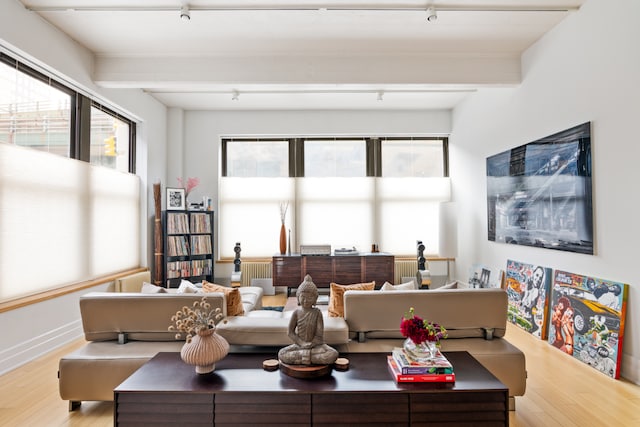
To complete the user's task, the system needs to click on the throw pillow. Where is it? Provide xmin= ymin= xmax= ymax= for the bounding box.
xmin=202 ymin=281 xmax=244 ymax=316
xmin=328 ymin=281 xmax=375 ymax=317
xmin=141 ymin=282 xmax=167 ymax=293
xmin=440 ymin=281 xmax=458 ymax=289
xmin=380 ymin=281 xmax=415 ymax=291
xmin=177 ymin=279 xmax=201 ymax=293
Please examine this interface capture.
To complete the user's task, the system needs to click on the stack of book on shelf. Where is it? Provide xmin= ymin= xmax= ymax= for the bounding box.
xmin=387 ymin=347 xmax=455 ymax=383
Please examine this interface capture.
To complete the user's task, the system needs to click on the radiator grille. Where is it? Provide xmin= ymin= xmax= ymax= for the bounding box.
xmin=240 ymin=262 xmax=272 ymax=286
xmin=394 ymin=260 xmax=418 ymax=284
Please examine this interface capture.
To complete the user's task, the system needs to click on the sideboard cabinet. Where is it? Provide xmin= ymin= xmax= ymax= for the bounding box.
xmin=272 ymin=254 xmax=394 ymax=291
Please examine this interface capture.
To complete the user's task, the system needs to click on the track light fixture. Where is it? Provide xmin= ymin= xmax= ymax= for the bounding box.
xmin=426 ymin=7 xmax=437 ymax=22
xmin=231 ymin=90 xmax=239 ymax=101
xmin=180 ymin=5 xmax=190 ymax=21
xmin=377 ymin=91 xmax=384 ymax=101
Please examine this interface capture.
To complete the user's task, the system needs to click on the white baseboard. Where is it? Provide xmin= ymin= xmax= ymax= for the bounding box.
xmin=0 ymin=319 xmax=83 ymax=376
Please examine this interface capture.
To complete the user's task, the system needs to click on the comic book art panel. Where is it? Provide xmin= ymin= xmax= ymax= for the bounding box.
xmin=505 ymin=260 xmax=552 ymax=339
xmin=548 ymin=270 xmax=628 ymax=379
xmin=468 ymin=264 xmax=504 ymax=289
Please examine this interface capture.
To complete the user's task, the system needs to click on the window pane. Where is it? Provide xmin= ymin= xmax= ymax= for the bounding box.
xmin=90 ymin=107 xmax=130 ymax=172
xmin=304 ymin=139 xmax=366 ymax=177
xmin=381 ymin=139 xmax=444 ymax=177
xmin=226 ymin=140 xmax=288 ymax=177
xmin=0 ymin=61 xmax=71 ymax=157
xmin=219 ymin=177 xmax=295 ymax=258
xmin=297 ymin=178 xmax=374 ymax=251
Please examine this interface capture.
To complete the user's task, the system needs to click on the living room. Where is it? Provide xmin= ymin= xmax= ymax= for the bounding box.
xmin=1 ymin=0 xmax=639 ymax=425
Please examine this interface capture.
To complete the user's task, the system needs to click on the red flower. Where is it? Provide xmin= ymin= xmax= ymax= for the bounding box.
xmin=400 ymin=307 xmax=447 ymax=345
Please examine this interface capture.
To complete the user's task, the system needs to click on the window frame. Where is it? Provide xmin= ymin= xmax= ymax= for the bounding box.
xmin=0 ymin=52 xmax=136 ymax=173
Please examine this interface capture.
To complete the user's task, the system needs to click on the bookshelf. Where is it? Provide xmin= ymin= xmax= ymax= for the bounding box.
xmin=163 ymin=210 xmax=214 ymax=288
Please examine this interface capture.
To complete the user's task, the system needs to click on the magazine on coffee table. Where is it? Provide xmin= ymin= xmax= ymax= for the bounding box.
xmin=391 ymin=347 xmax=454 ymax=375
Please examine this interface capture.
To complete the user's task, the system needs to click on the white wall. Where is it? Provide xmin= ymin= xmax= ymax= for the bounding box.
xmin=450 ymin=0 xmax=640 ymax=383
xmin=0 ymin=1 xmax=168 ymax=374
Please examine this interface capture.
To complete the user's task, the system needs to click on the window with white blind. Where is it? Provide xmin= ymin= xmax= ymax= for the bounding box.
xmin=219 ymin=137 xmax=449 ymax=258
xmin=0 ymin=51 xmax=139 ymax=303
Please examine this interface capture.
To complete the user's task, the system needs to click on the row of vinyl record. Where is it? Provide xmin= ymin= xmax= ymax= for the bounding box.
xmin=166 ymin=212 xmax=212 ymax=234
xmin=166 ymin=259 xmax=213 ymax=279
xmin=166 ymin=235 xmax=212 ymax=256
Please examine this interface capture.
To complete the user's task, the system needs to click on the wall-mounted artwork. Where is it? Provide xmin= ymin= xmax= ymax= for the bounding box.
xmin=487 ymin=122 xmax=593 ymax=254
xmin=549 ymin=270 xmax=628 ymax=379
xmin=505 ymin=260 xmax=552 ymax=339
xmin=468 ymin=263 xmax=504 ymax=289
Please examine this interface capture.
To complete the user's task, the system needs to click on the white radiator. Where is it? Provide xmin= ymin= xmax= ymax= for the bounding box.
xmin=240 ymin=262 xmax=272 ymax=286
xmin=394 ymin=260 xmax=418 ymax=284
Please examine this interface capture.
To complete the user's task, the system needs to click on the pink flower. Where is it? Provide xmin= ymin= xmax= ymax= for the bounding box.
xmin=177 ymin=177 xmax=200 ymax=197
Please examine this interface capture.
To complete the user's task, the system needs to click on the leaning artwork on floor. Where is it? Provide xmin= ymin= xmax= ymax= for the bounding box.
xmin=468 ymin=263 xmax=504 ymax=289
xmin=505 ymin=259 xmax=552 ymax=339
xmin=548 ymin=270 xmax=628 ymax=379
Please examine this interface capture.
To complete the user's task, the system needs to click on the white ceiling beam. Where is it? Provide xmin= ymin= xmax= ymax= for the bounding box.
xmin=94 ymin=54 xmax=520 ymax=89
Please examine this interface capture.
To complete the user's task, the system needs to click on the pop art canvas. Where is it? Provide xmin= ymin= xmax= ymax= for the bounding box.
xmin=549 ymin=270 xmax=628 ymax=379
xmin=505 ymin=259 xmax=552 ymax=339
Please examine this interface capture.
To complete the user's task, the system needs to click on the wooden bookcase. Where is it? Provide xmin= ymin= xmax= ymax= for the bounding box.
xmin=163 ymin=210 xmax=214 ymax=288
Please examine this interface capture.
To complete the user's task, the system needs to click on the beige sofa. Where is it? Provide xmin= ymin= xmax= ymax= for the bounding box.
xmin=339 ymin=288 xmax=526 ymax=409
xmin=59 ymin=274 xmax=524 ymax=411
xmin=58 ymin=287 xmax=266 ymax=410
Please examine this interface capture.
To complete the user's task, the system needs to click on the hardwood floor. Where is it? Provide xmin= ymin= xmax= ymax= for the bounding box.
xmin=1 ymin=293 xmax=639 ymax=426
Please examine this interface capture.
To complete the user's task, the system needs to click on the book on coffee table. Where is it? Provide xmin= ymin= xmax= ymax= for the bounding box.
xmin=391 ymin=347 xmax=454 ymax=375
xmin=387 ymin=356 xmax=455 ymax=383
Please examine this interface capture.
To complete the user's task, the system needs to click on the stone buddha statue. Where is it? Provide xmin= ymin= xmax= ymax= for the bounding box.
xmin=278 ymin=275 xmax=339 ymax=366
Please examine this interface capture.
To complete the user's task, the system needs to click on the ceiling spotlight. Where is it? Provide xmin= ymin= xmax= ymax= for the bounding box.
xmin=377 ymin=91 xmax=384 ymax=101
xmin=231 ymin=90 xmax=239 ymax=101
xmin=426 ymin=7 xmax=437 ymax=22
xmin=180 ymin=6 xmax=190 ymax=21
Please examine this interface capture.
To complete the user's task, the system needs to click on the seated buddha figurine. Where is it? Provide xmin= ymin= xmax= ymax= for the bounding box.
xmin=278 ymin=275 xmax=339 ymax=366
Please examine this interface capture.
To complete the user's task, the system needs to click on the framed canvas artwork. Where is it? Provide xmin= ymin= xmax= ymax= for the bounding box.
xmin=487 ymin=122 xmax=593 ymax=254
xmin=505 ymin=259 xmax=552 ymax=340
xmin=166 ymin=187 xmax=185 ymax=211
xmin=548 ymin=270 xmax=628 ymax=379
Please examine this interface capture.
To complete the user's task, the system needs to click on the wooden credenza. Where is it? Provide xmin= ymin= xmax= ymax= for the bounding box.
xmin=272 ymin=254 xmax=394 ymax=290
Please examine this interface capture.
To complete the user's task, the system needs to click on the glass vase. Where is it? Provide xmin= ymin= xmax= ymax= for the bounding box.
xmin=403 ymin=338 xmax=438 ymax=363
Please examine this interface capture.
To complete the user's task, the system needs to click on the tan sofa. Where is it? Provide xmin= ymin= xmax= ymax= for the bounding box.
xmin=58 ymin=287 xmax=265 ymax=410
xmin=60 ymin=274 xmax=524 ymax=411
xmin=339 ymin=288 xmax=526 ymax=409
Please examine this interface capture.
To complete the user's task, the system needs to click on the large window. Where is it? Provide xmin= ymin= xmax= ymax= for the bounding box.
xmin=0 ymin=59 xmax=72 ymax=157
xmin=219 ymin=137 xmax=449 ymax=258
xmin=0 ymin=51 xmax=139 ymax=303
xmin=0 ymin=52 xmax=135 ymax=173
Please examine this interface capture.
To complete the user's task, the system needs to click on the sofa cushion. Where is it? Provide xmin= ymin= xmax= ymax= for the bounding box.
xmin=141 ymin=282 xmax=167 ymax=293
xmin=216 ymin=314 xmax=349 ymax=346
xmin=380 ymin=281 xmax=415 ymax=291
xmin=177 ymin=279 xmax=202 ymax=293
xmin=202 ymin=281 xmax=244 ymax=316
xmin=328 ymin=281 xmax=375 ymax=317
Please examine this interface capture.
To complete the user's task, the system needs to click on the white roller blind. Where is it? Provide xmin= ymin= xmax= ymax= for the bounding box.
xmin=0 ymin=142 xmax=140 ymax=301
xmin=219 ymin=177 xmax=295 ymax=258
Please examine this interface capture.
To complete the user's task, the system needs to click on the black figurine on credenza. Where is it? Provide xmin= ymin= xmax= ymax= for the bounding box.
xmin=231 ymin=242 xmax=242 ymax=287
xmin=416 ymin=240 xmax=431 ymax=289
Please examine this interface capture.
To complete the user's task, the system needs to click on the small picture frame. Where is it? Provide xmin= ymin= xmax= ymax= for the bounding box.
xmin=166 ymin=187 xmax=185 ymax=210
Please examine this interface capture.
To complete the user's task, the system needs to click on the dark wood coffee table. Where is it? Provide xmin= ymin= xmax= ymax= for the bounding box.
xmin=114 ymin=351 xmax=508 ymax=426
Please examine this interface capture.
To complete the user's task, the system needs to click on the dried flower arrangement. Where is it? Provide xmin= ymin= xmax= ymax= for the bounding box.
xmin=177 ymin=177 xmax=200 ymax=199
xmin=168 ymin=296 xmax=224 ymax=343
xmin=279 ymin=201 xmax=289 ymax=224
